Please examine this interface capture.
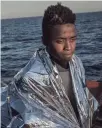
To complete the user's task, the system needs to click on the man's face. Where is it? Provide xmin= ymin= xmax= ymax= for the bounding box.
xmin=47 ymin=24 xmax=76 ymax=62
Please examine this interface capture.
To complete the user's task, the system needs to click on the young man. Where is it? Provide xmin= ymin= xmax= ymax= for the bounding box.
xmin=1 ymin=3 xmax=99 ymax=128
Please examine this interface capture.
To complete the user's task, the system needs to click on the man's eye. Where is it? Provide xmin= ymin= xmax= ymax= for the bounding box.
xmin=70 ymin=37 xmax=76 ymax=42
xmin=56 ymin=40 xmax=63 ymax=43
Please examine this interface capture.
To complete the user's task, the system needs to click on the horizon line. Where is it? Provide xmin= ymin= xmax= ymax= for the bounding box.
xmin=1 ymin=11 xmax=102 ymax=20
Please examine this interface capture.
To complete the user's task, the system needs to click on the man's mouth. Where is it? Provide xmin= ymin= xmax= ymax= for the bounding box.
xmin=63 ymin=52 xmax=72 ymax=56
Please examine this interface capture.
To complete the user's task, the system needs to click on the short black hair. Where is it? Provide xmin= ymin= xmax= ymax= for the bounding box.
xmin=42 ymin=3 xmax=76 ymax=44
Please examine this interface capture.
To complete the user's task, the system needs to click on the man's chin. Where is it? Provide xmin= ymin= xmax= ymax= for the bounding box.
xmin=63 ymin=55 xmax=73 ymax=61
xmin=64 ymin=58 xmax=71 ymax=62
xmin=51 ymin=54 xmax=73 ymax=62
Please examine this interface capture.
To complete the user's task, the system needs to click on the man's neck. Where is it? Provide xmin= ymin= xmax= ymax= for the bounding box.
xmin=50 ymin=55 xmax=69 ymax=69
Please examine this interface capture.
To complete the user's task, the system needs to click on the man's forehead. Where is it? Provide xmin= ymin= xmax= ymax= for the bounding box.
xmin=50 ymin=24 xmax=76 ymax=38
xmin=51 ymin=24 xmax=75 ymax=32
xmin=53 ymin=23 xmax=75 ymax=27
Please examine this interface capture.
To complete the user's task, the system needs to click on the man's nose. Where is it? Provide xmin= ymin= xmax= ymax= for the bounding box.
xmin=64 ymin=40 xmax=71 ymax=50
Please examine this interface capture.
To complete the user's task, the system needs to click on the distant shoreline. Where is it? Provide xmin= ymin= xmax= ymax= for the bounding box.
xmin=1 ymin=11 xmax=102 ymax=20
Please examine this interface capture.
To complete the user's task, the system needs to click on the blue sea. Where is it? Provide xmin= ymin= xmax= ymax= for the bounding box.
xmin=1 ymin=12 xmax=102 ymax=84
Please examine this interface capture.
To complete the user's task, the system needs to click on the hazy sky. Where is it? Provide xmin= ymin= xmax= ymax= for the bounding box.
xmin=1 ymin=1 xmax=102 ymax=19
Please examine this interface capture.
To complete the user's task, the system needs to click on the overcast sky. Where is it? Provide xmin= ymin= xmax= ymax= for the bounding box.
xmin=1 ymin=1 xmax=102 ymax=19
